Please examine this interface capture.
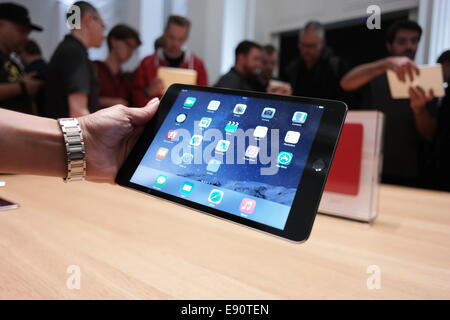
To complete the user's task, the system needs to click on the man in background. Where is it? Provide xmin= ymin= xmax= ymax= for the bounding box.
xmin=215 ymin=40 xmax=265 ymax=92
xmin=133 ymin=15 xmax=208 ymax=106
xmin=19 ymin=39 xmax=47 ymax=116
xmin=44 ymin=1 xmax=105 ymax=119
xmin=284 ymin=21 xmax=348 ymax=101
xmin=0 ymin=2 xmax=43 ymax=115
xmin=95 ymin=24 xmax=141 ymax=108
xmin=341 ymin=20 xmax=436 ymax=187
xmin=260 ymin=44 xmax=292 ymax=95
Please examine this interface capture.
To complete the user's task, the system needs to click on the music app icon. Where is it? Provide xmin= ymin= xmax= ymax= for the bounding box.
xmin=239 ymin=198 xmax=256 ymax=214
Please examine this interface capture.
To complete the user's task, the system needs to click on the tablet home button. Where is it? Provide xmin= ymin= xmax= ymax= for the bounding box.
xmin=312 ymin=159 xmax=326 ymax=172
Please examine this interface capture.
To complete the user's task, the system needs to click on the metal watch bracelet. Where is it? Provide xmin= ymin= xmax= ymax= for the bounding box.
xmin=58 ymin=118 xmax=86 ymax=182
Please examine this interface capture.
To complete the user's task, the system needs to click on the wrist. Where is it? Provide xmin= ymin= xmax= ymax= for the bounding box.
xmin=57 ymin=118 xmax=86 ymax=182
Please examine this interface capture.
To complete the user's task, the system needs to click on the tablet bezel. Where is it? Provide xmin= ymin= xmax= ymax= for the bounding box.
xmin=116 ymin=84 xmax=347 ymax=242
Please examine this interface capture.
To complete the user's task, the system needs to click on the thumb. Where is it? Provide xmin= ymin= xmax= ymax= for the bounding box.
xmin=127 ymin=98 xmax=160 ymax=126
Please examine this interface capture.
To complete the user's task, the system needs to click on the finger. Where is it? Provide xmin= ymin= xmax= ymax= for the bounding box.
xmin=126 ymin=98 xmax=160 ymax=126
xmin=396 ymin=67 xmax=405 ymax=82
xmin=407 ymin=65 xmax=414 ymax=82
xmin=409 ymin=86 xmax=418 ymax=100
xmin=416 ymin=86 xmax=426 ymax=98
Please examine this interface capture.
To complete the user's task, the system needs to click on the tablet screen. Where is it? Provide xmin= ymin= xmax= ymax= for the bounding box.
xmin=130 ymin=88 xmax=324 ymax=230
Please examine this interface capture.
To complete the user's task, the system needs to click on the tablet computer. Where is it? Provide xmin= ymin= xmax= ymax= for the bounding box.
xmin=116 ymin=84 xmax=347 ymax=242
xmin=157 ymin=67 xmax=198 ymax=93
xmin=387 ymin=64 xmax=446 ymax=99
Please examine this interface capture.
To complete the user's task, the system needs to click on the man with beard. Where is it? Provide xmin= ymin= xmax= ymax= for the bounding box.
xmin=215 ymin=40 xmax=265 ymax=92
xmin=340 ymin=20 xmax=436 ymax=188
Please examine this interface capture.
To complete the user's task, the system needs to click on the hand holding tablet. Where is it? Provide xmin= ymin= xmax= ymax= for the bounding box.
xmin=387 ymin=64 xmax=446 ymax=99
xmin=116 ymin=84 xmax=347 ymax=242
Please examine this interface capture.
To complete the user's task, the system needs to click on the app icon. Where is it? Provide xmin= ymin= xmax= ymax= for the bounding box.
xmin=215 ymin=140 xmax=230 ymax=153
xmin=233 ymin=104 xmax=247 ymax=115
xmin=176 ymin=113 xmax=187 ymax=123
xmin=166 ymin=130 xmax=178 ymax=141
xmin=225 ymin=121 xmax=239 ymax=133
xmin=154 ymin=174 xmax=168 ymax=187
xmin=240 ymin=198 xmax=256 ymax=214
xmin=253 ymin=126 xmax=268 ymax=139
xmin=199 ymin=117 xmax=212 ymax=128
xmin=180 ymin=182 xmax=194 ymax=195
xmin=207 ymin=100 xmax=220 ymax=111
xmin=285 ymin=131 xmax=301 ymax=144
xmin=156 ymin=147 xmax=169 ymax=159
xmin=207 ymin=159 xmax=222 ymax=173
xmin=181 ymin=153 xmax=194 ymax=165
xmin=292 ymin=112 xmax=308 ymax=124
xmin=190 ymin=135 xmax=203 ymax=146
xmin=208 ymin=189 xmax=224 ymax=204
xmin=262 ymin=107 xmax=276 ymax=119
xmin=278 ymin=152 xmax=293 ymax=166
xmin=184 ymin=97 xmax=197 ymax=108
xmin=245 ymin=146 xmax=260 ymax=158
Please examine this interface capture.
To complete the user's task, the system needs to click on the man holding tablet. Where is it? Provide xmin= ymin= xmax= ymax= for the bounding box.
xmin=341 ymin=20 xmax=436 ymax=188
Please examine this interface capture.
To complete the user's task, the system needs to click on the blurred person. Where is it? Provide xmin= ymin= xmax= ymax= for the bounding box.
xmin=260 ymin=44 xmax=292 ymax=95
xmin=340 ymin=20 xmax=436 ymax=187
xmin=95 ymin=24 xmax=141 ymax=108
xmin=0 ymin=2 xmax=43 ymax=115
xmin=215 ymin=40 xmax=265 ymax=92
xmin=19 ymin=39 xmax=47 ymax=116
xmin=427 ymin=50 xmax=450 ymax=191
xmin=284 ymin=21 xmax=349 ymax=101
xmin=154 ymin=36 xmax=165 ymax=52
xmin=133 ymin=16 xmax=208 ymax=106
xmin=43 ymin=1 xmax=105 ymax=119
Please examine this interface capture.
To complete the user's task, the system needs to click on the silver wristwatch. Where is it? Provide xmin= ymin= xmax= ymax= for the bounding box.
xmin=58 ymin=118 xmax=86 ymax=182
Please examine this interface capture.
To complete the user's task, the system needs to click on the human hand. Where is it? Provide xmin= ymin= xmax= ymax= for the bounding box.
xmin=384 ymin=56 xmax=420 ymax=82
xmin=409 ymin=86 xmax=434 ymax=114
xmin=23 ymin=72 xmax=43 ymax=95
xmin=79 ymin=98 xmax=160 ymax=183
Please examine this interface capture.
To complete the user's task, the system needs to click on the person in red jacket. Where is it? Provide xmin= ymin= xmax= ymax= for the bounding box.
xmin=132 ymin=15 xmax=208 ymax=106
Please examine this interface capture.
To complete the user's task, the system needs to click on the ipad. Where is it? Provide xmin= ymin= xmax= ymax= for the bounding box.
xmin=157 ymin=67 xmax=198 ymax=92
xmin=116 ymin=84 xmax=347 ymax=242
xmin=387 ymin=64 xmax=445 ymax=99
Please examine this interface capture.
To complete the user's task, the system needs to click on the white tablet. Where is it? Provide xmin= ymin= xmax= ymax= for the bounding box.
xmin=387 ymin=64 xmax=445 ymax=99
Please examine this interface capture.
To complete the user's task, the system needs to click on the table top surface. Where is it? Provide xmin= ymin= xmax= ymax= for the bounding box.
xmin=1 ymin=175 xmax=449 ymax=300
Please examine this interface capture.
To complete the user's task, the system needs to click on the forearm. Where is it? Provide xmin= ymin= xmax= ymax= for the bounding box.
xmin=68 ymin=93 xmax=90 ymax=118
xmin=412 ymin=108 xmax=437 ymax=141
xmin=340 ymin=59 xmax=387 ymax=91
xmin=0 ymin=108 xmax=66 ymax=178
xmin=0 ymin=83 xmax=21 ymax=101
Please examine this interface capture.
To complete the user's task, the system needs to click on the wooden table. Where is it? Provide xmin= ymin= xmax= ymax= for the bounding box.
xmin=0 ymin=175 xmax=449 ymax=299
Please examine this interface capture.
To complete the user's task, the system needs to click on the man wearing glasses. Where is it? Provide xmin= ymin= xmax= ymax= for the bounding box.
xmin=284 ymin=21 xmax=348 ymax=102
xmin=43 ymin=1 xmax=105 ymax=119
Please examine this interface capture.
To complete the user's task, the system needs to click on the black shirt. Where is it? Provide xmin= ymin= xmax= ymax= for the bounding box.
xmin=362 ymin=74 xmax=437 ymax=185
xmin=25 ymin=58 xmax=47 ymax=116
xmin=214 ymin=67 xmax=266 ymax=92
xmin=284 ymin=48 xmax=350 ymax=102
xmin=164 ymin=52 xmax=185 ymax=68
xmin=0 ymin=51 xmax=32 ymax=114
xmin=43 ymin=35 xmax=99 ymax=119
